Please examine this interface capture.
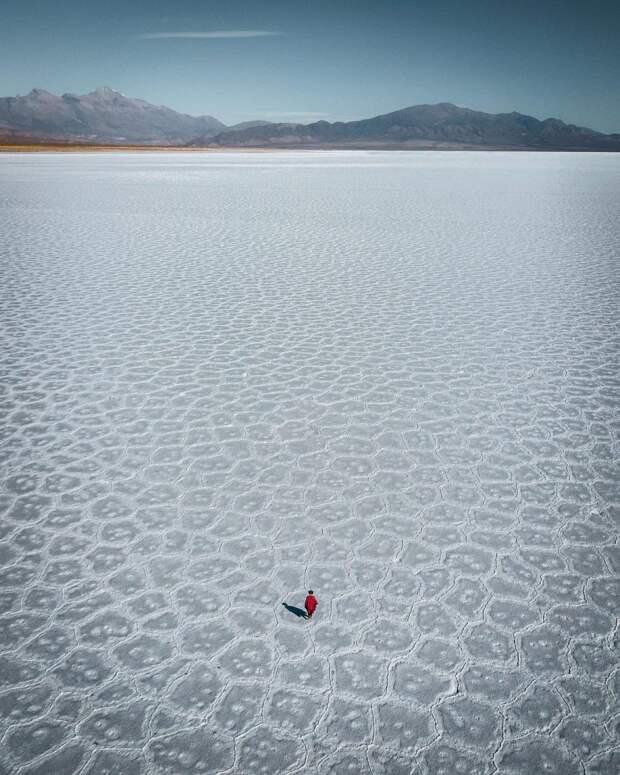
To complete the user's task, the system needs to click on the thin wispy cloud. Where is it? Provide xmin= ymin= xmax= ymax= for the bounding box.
xmin=137 ymin=30 xmax=281 ymax=40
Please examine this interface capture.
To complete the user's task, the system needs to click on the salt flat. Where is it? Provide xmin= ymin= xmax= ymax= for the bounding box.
xmin=0 ymin=151 xmax=619 ymax=774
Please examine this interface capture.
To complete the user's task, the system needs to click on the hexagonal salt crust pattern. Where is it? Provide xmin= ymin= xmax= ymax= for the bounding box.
xmin=0 ymin=152 xmax=618 ymax=774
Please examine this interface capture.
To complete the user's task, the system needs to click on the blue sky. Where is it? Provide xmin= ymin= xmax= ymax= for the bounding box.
xmin=2 ymin=0 xmax=619 ymax=131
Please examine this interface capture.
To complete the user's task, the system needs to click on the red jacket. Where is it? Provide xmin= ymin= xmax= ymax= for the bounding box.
xmin=305 ymin=595 xmax=318 ymax=614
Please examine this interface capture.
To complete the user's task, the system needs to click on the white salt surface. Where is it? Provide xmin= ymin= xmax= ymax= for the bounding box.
xmin=0 ymin=151 xmax=619 ymax=774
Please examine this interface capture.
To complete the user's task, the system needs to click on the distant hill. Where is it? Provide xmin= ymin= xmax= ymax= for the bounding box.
xmin=226 ymin=120 xmax=273 ymax=132
xmin=193 ymin=103 xmax=620 ymax=151
xmin=2 ymin=90 xmax=618 ymax=150
xmin=0 ymin=87 xmax=225 ymax=144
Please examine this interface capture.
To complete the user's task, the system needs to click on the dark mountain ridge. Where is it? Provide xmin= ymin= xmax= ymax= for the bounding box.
xmin=0 ymin=87 xmax=224 ymax=144
xmin=1 ymin=89 xmax=618 ymax=149
xmin=194 ymin=102 xmax=620 ymax=150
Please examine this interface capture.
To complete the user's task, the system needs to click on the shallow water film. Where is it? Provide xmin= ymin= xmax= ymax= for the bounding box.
xmin=1 ymin=151 xmax=619 ymax=774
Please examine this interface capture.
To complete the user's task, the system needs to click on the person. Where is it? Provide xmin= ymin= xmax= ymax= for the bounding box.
xmin=304 ymin=590 xmax=318 ymax=619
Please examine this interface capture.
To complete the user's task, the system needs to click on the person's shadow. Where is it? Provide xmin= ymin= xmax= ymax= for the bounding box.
xmin=282 ymin=603 xmax=307 ymax=619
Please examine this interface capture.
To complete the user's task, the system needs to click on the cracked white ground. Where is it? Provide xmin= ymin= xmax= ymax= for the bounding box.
xmin=0 ymin=151 xmax=619 ymax=775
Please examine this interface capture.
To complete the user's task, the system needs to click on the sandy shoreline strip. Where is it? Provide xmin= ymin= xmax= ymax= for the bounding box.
xmin=0 ymin=143 xmax=285 ymax=153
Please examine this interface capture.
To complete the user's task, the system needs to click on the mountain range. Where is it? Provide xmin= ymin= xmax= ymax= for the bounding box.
xmin=1 ymin=87 xmax=619 ymax=150
xmin=200 ymin=103 xmax=620 ymax=151
xmin=0 ymin=87 xmax=225 ymax=144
